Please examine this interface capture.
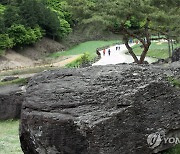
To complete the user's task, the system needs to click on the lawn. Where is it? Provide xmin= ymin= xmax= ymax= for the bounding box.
xmin=49 ymin=40 xmax=121 ymax=58
xmin=132 ymin=42 xmax=180 ymax=59
xmin=0 ymin=120 xmax=23 ymax=154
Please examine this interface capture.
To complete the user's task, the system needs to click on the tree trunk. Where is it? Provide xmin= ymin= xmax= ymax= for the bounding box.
xmin=124 ymin=38 xmax=139 ymax=63
xmin=171 ymin=39 xmax=174 ymax=53
xmin=168 ymin=39 xmax=171 ymax=58
xmin=139 ymin=46 xmax=149 ymax=64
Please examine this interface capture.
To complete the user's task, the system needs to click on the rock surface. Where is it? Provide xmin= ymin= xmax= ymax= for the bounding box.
xmin=1 ymin=76 xmax=19 ymax=82
xmin=172 ymin=48 xmax=180 ymax=62
xmin=20 ymin=63 xmax=180 ymax=154
xmin=0 ymin=85 xmax=25 ymax=120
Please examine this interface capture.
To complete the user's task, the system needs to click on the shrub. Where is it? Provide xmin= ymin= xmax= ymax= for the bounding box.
xmin=7 ymin=24 xmax=43 ymax=46
xmin=66 ymin=53 xmax=92 ymax=68
xmin=0 ymin=33 xmax=14 ymax=50
xmin=8 ymin=24 xmax=29 ymax=46
xmin=33 ymin=26 xmax=44 ymax=40
xmin=59 ymin=19 xmax=72 ymax=38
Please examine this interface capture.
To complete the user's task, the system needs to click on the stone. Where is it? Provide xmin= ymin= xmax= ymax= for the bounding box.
xmin=0 ymin=85 xmax=25 ymax=120
xmin=1 ymin=76 xmax=19 ymax=82
xmin=20 ymin=64 xmax=180 ymax=154
xmin=172 ymin=48 xmax=180 ymax=62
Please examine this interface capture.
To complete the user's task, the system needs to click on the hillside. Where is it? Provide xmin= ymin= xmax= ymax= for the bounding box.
xmin=0 ymin=37 xmax=66 ymax=71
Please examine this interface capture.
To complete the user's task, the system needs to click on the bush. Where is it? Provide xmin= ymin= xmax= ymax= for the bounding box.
xmin=66 ymin=53 xmax=92 ymax=68
xmin=7 ymin=24 xmax=43 ymax=46
xmin=59 ymin=19 xmax=72 ymax=38
xmin=0 ymin=34 xmax=14 ymax=50
xmin=33 ymin=26 xmax=44 ymax=39
xmin=8 ymin=24 xmax=29 ymax=46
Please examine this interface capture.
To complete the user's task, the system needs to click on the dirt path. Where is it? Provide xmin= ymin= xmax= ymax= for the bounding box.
xmin=52 ymin=55 xmax=80 ymax=67
xmin=0 ymin=55 xmax=81 ymax=78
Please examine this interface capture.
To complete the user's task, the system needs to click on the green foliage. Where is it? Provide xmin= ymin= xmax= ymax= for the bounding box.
xmin=18 ymin=0 xmax=71 ymax=40
xmin=168 ymin=77 xmax=180 ymax=88
xmin=0 ymin=34 xmax=14 ymax=50
xmin=33 ymin=26 xmax=44 ymax=39
xmin=132 ymin=42 xmax=180 ymax=59
xmin=46 ymin=0 xmax=72 ymax=24
xmin=0 ymin=4 xmax=5 ymax=33
xmin=151 ymin=0 xmax=180 ymax=41
xmin=19 ymin=0 xmax=39 ymax=27
xmin=0 ymin=4 xmax=5 ymax=15
xmin=3 ymin=5 xmax=21 ymax=27
xmin=7 ymin=24 xmax=43 ymax=46
xmin=46 ymin=0 xmax=72 ymax=38
xmin=66 ymin=53 xmax=92 ymax=68
xmin=0 ymin=17 xmax=5 ymax=33
xmin=0 ymin=0 xmax=72 ymax=51
xmin=59 ymin=19 xmax=71 ymax=37
xmin=7 ymin=24 xmax=31 ymax=46
xmin=163 ymin=144 xmax=180 ymax=154
xmin=68 ymin=0 xmax=179 ymax=63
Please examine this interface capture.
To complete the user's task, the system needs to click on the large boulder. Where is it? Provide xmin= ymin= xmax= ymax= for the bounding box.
xmin=0 ymin=85 xmax=25 ymax=120
xmin=20 ymin=64 xmax=180 ymax=154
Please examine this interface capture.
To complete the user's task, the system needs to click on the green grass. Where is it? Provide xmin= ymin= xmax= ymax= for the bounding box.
xmin=132 ymin=42 xmax=180 ymax=59
xmin=163 ymin=144 xmax=180 ymax=154
xmin=49 ymin=40 xmax=121 ymax=58
xmin=168 ymin=77 xmax=180 ymax=88
xmin=0 ymin=78 xmax=28 ymax=87
xmin=0 ymin=120 xmax=23 ymax=154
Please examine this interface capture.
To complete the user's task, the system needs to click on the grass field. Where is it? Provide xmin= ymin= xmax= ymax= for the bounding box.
xmin=0 ymin=120 xmax=22 ymax=154
xmin=132 ymin=42 xmax=180 ymax=59
xmin=49 ymin=40 xmax=121 ymax=58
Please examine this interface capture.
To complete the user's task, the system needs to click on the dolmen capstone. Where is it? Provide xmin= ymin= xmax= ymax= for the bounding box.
xmin=20 ymin=63 xmax=180 ymax=154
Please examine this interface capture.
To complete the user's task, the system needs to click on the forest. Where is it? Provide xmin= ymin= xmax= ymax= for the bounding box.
xmin=0 ymin=0 xmax=179 ymax=64
xmin=0 ymin=0 xmax=72 ymax=50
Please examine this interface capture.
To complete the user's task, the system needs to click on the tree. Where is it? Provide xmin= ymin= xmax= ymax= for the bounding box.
xmin=151 ymin=0 xmax=180 ymax=56
xmin=3 ymin=5 xmax=21 ymax=27
xmin=7 ymin=24 xmax=43 ymax=46
xmin=0 ymin=34 xmax=14 ymax=50
xmin=46 ymin=0 xmax=72 ymax=38
xmin=68 ymin=0 xmax=180 ymax=64
xmin=18 ymin=0 xmax=67 ymax=40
